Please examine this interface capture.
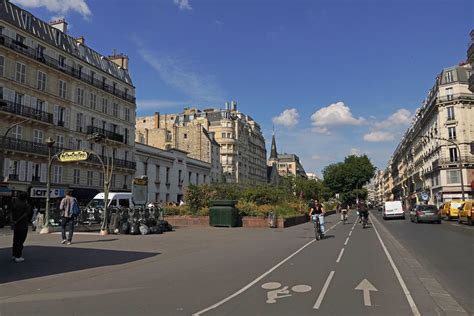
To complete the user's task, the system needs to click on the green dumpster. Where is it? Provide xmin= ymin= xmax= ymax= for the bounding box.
xmin=209 ymin=200 xmax=238 ymax=227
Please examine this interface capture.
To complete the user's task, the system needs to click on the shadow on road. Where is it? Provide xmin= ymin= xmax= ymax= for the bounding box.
xmin=66 ymin=238 xmax=119 ymax=244
xmin=0 ymin=246 xmax=158 ymax=284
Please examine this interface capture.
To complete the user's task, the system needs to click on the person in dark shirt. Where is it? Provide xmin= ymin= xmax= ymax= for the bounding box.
xmin=10 ymin=192 xmax=33 ymax=263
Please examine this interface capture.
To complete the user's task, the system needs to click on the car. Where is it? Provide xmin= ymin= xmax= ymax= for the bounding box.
xmin=410 ymin=204 xmax=441 ymax=223
xmin=457 ymin=200 xmax=474 ymax=225
xmin=383 ymin=201 xmax=405 ymax=219
xmin=441 ymin=200 xmax=463 ymax=220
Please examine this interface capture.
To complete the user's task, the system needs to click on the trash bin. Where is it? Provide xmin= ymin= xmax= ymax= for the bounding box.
xmin=209 ymin=200 xmax=238 ymax=227
xmin=268 ymin=212 xmax=277 ymax=228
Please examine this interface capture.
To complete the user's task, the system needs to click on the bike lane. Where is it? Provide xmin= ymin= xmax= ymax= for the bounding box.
xmin=195 ymin=214 xmax=416 ymax=316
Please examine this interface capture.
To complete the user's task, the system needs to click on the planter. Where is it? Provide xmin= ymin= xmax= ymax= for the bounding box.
xmin=166 ymin=216 xmax=209 ymax=227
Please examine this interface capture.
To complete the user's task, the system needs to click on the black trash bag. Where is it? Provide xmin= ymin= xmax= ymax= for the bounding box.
xmin=157 ymin=220 xmax=173 ymax=232
xmin=109 ymin=213 xmax=119 ymax=233
xmin=166 ymin=223 xmax=173 ymax=231
xmin=150 ymin=225 xmax=163 ymax=234
xmin=130 ymin=223 xmax=140 ymax=235
xmin=120 ymin=222 xmax=130 ymax=234
xmin=139 ymin=224 xmax=150 ymax=235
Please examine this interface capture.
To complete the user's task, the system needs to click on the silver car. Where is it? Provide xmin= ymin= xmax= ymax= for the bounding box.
xmin=410 ymin=204 xmax=441 ymax=224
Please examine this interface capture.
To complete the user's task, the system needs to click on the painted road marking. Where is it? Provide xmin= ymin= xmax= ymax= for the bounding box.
xmin=261 ymin=283 xmax=312 ymax=304
xmin=336 ymin=248 xmax=345 ymax=263
xmin=344 ymin=237 xmax=349 ymax=245
xmin=313 ymin=270 xmax=335 ymax=309
xmin=349 ymin=231 xmax=352 ymax=236
xmin=193 ymin=220 xmax=342 ymax=315
xmin=371 ymin=216 xmax=421 ymax=316
xmin=355 ymin=279 xmax=378 ymax=306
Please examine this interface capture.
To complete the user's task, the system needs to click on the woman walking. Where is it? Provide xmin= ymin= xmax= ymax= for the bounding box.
xmin=10 ymin=192 xmax=33 ymax=263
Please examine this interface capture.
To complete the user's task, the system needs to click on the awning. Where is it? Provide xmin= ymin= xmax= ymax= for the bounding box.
xmin=0 ymin=186 xmax=12 ymax=197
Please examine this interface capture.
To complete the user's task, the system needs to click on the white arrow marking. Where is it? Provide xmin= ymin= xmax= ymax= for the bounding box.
xmin=355 ymin=279 xmax=378 ymax=306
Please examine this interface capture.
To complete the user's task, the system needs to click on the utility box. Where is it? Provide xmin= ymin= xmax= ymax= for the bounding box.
xmin=209 ymin=200 xmax=238 ymax=227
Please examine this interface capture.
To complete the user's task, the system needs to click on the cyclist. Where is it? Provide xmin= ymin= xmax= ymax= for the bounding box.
xmin=309 ymin=199 xmax=325 ymax=237
xmin=358 ymin=201 xmax=369 ymax=227
xmin=340 ymin=202 xmax=349 ymax=223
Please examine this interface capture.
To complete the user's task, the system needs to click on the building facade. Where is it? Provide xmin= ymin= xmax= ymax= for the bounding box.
xmin=137 ymin=102 xmax=267 ymax=184
xmin=0 ymin=2 xmax=136 ymax=205
xmin=267 ymin=133 xmax=307 ymax=178
xmin=387 ymin=64 xmax=473 ymax=208
xmin=135 ymin=143 xmax=212 ymax=204
xmin=468 ymin=30 xmax=474 ymax=93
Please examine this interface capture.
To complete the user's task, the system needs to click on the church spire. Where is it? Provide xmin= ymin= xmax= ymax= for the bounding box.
xmin=270 ymin=131 xmax=278 ymax=160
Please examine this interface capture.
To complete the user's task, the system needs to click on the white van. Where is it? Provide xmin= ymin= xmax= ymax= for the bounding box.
xmin=87 ymin=192 xmax=134 ymax=209
xmin=383 ymin=201 xmax=405 ymax=219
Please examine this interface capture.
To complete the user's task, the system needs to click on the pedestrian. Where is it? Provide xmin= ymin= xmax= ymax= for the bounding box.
xmin=10 ymin=192 xmax=33 ymax=263
xmin=31 ymin=204 xmax=39 ymax=231
xmin=59 ymin=190 xmax=78 ymax=245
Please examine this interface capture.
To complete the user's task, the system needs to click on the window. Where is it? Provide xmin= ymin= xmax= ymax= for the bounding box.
xmin=90 ymin=93 xmax=97 ymax=109
xmin=15 ymin=34 xmax=25 ymax=47
xmin=124 ymin=108 xmax=130 ymax=121
xmin=76 ymin=113 xmax=83 ymax=132
xmin=0 ymin=87 xmax=3 ymax=99
xmin=91 ymin=71 xmax=95 ymax=83
xmin=178 ymin=170 xmax=182 ymax=184
xmin=113 ymin=103 xmax=118 ymax=117
xmin=184 ymin=133 xmax=188 ymax=139
xmin=166 ymin=167 xmax=170 ymax=183
xmin=227 ymin=133 xmax=231 ymax=138
xmin=124 ymin=150 xmax=129 ymax=161
xmin=143 ymin=162 xmax=148 ymax=176
xmin=15 ymin=92 xmax=23 ymax=105
xmin=449 ymin=147 xmax=458 ymax=162
xmin=119 ymin=199 xmax=130 ymax=207
xmin=446 ymin=87 xmax=453 ymax=101
xmin=87 ymin=171 xmax=93 ymax=186
xmin=57 ymin=106 xmax=66 ymax=126
xmin=111 ymin=174 xmax=116 ymax=188
xmin=36 ymin=45 xmax=45 ymax=59
xmin=188 ymin=172 xmax=192 ymax=184
xmin=155 ymin=165 xmax=160 ymax=182
xmin=59 ymin=80 xmax=67 ymax=99
xmin=102 ymin=76 xmax=107 ymax=88
xmin=203 ymin=175 xmax=207 ymax=183
xmin=53 ymin=165 xmax=62 ymax=184
xmin=16 ymin=62 xmax=26 ymax=83
xmin=73 ymin=169 xmax=80 ymax=185
xmin=76 ymin=87 xmax=84 ymax=105
xmin=33 ymin=130 xmax=43 ymax=143
xmin=32 ymin=163 xmax=41 ymax=181
xmin=77 ymin=65 xmax=83 ymax=79
xmin=445 ymin=71 xmax=453 ymax=83
xmin=446 ymin=170 xmax=460 ymax=184
xmin=124 ymin=128 xmax=129 ymax=144
xmin=37 ymin=71 xmax=46 ymax=91
xmin=112 ymin=82 xmax=117 ymax=93
xmin=123 ymin=175 xmax=128 ymax=189
xmin=447 ymin=106 xmax=455 ymax=120
xmin=99 ymin=172 xmax=104 ymax=185
xmin=9 ymin=160 xmax=19 ymax=179
xmin=0 ymin=55 xmax=4 ymax=76
xmin=12 ymin=125 xmax=22 ymax=139
xmin=102 ymin=98 xmax=108 ymax=113
xmin=222 ymin=133 xmax=226 ymax=138
xmin=56 ymin=135 xmax=64 ymax=148
xmin=448 ymin=127 xmax=456 ymax=140
xmin=58 ymin=55 xmax=66 ymax=69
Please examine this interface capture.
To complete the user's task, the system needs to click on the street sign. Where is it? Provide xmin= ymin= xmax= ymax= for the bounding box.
xmin=58 ymin=151 xmax=88 ymax=162
xmin=30 ymin=187 xmax=65 ymax=198
xmin=421 ymin=192 xmax=429 ymax=201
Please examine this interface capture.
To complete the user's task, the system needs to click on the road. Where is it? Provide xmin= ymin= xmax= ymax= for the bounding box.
xmin=0 ymin=211 xmax=471 ymax=315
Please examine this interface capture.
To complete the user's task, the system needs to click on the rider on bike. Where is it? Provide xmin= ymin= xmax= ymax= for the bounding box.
xmin=309 ymin=199 xmax=326 ymax=237
xmin=358 ymin=201 xmax=369 ymax=226
xmin=340 ymin=202 xmax=349 ymax=222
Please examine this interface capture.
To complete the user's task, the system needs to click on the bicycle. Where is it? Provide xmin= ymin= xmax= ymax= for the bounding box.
xmin=312 ymin=214 xmax=323 ymax=240
xmin=361 ymin=213 xmax=369 ymax=229
xmin=341 ymin=209 xmax=348 ymax=225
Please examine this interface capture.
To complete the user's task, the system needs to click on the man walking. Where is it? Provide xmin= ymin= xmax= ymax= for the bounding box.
xmin=59 ymin=190 xmax=77 ymax=245
xmin=10 ymin=192 xmax=32 ymax=263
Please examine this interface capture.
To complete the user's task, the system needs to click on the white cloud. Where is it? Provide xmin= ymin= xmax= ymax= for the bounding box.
xmin=137 ymin=99 xmax=188 ymax=112
xmin=350 ymin=148 xmax=361 ymax=155
xmin=272 ymin=108 xmax=299 ymax=128
xmin=173 ymin=0 xmax=192 ymax=10
xmin=311 ymin=155 xmax=321 ymax=160
xmin=363 ymin=131 xmax=395 ymax=142
xmin=311 ymin=102 xmax=365 ymax=133
xmin=137 ymin=48 xmax=224 ymax=103
xmin=374 ymin=108 xmax=412 ymax=129
xmin=12 ymin=0 xmax=91 ymax=18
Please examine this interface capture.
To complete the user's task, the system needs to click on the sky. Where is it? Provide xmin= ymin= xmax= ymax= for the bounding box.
xmin=11 ymin=0 xmax=473 ymax=176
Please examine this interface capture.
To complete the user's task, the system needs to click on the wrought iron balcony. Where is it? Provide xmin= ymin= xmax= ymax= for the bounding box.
xmin=86 ymin=126 xmax=124 ymax=143
xmin=437 ymin=93 xmax=474 ymax=103
xmin=439 ymin=156 xmax=474 ymax=166
xmin=1 ymin=137 xmax=65 ymax=156
xmin=87 ymin=154 xmax=136 ymax=170
xmin=0 ymin=99 xmax=53 ymax=124
xmin=0 ymin=34 xmax=135 ymax=104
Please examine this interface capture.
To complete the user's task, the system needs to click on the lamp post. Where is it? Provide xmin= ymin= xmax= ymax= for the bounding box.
xmin=420 ymin=135 xmax=465 ymax=201
xmin=40 ymin=137 xmax=55 ymax=234
xmin=1 ymin=118 xmax=31 ymax=180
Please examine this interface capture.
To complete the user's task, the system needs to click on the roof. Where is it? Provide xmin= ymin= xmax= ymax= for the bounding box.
xmin=270 ymin=134 xmax=278 ymax=159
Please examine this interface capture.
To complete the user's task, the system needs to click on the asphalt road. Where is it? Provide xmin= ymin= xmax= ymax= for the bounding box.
xmin=0 ymin=212 xmax=471 ymax=315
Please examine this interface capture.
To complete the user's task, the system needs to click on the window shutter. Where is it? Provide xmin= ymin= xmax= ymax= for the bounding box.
xmin=24 ymin=95 xmax=30 ymax=106
xmin=40 ymin=163 xmax=47 ymax=183
xmin=19 ymin=160 xmax=26 ymax=181
xmin=53 ymin=105 xmax=58 ymax=124
xmin=2 ymin=158 xmax=10 ymax=179
xmin=65 ymin=108 xmax=70 ymax=128
xmin=83 ymin=114 xmax=87 ymax=131
xmin=45 ymin=100 xmax=49 ymax=112
xmin=26 ymin=161 xmax=32 ymax=181
xmin=30 ymin=96 xmax=36 ymax=107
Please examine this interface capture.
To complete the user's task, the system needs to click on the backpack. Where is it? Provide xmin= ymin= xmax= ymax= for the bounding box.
xmin=71 ymin=198 xmax=81 ymax=217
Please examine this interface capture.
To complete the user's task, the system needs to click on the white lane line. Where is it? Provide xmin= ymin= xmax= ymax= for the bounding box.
xmin=349 ymin=231 xmax=352 ymax=236
xmin=344 ymin=237 xmax=349 ymax=246
xmin=193 ymin=221 xmax=341 ymax=315
xmin=313 ymin=270 xmax=335 ymax=309
xmin=336 ymin=248 xmax=345 ymax=263
xmin=372 ymin=218 xmax=421 ymax=316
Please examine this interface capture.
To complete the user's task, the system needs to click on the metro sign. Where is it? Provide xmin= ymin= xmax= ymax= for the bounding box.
xmin=58 ymin=151 xmax=89 ymax=162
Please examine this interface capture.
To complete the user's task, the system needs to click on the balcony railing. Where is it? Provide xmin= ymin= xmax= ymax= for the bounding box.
xmin=2 ymin=137 xmax=65 ymax=156
xmin=0 ymin=99 xmax=53 ymax=124
xmin=437 ymin=93 xmax=474 ymax=103
xmin=87 ymin=154 xmax=136 ymax=170
xmin=439 ymin=156 xmax=474 ymax=165
xmin=0 ymin=34 xmax=135 ymax=104
xmin=87 ymin=126 xmax=124 ymax=143
xmin=469 ymin=75 xmax=474 ymax=92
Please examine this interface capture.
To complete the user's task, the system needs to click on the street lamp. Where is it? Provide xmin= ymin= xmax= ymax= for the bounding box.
xmin=1 ymin=118 xmax=31 ymax=180
xmin=419 ymin=135 xmax=465 ymax=201
xmin=40 ymin=137 xmax=55 ymax=234
xmin=87 ymin=132 xmax=114 ymax=235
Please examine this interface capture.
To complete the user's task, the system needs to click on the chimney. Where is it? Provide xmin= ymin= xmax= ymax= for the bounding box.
xmin=75 ymin=36 xmax=85 ymax=45
xmin=154 ymin=112 xmax=160 ymax=129
xmin=231 ymin=101 xmax=237 ymax=111
xmin=108 ymin=53 xmax=129 ymax=70
xmin=49 ymin=18 xmax=68 ymax=33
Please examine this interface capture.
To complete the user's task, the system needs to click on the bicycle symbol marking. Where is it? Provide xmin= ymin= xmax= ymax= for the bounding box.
xmin=261 ymin=282 xmax=312 ymax=304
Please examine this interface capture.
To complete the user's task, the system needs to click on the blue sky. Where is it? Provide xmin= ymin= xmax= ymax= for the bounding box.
xmin=12 ymin=0 xmax=473 ymax=175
